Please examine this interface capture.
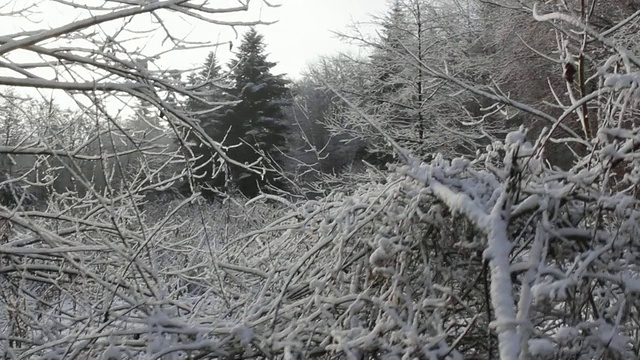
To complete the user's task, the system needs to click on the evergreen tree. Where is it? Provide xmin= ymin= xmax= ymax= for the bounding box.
xmin=351 ymin=0 xmax=422 ymax=165
xmin=370 ymin=0 xmax=410 ymax=95
xmin=329 ymin=0 xmax=492 ymax=161
xmin=185 ymin=30 xmax=291 ymax=198
xmin=184 ymin=52 xmax=230 ymax=192
xmin=186 ymin=52 xmax=226 ymax=113
xmin=217 ymin=28 xmax=291 ymax=197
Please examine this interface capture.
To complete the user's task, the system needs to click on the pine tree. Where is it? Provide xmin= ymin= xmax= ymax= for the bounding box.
xmin=218 ymin=28 xmax=291 ymax=197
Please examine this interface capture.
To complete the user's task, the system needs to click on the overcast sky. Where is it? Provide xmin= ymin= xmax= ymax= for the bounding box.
xmin=252 ymin=0 xmax=389 ymax=78
xmin=1 ymin=0 xmax=391 ymax=109
xmin=4 ymin=0 xmax=390 ymax=80
xmin=164 ymin=0 xmax=391 ymax=79
xmin=141 ymin=0 xmax=391 ymax=80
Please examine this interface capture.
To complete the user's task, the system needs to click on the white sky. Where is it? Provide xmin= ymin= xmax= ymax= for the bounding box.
xmin=4 ymin=0 xmax=389 ymax=78
xmin=161 ymin=0 xmax=391 ymax=79
xmin=249 ymin=0 xmax=389 ymax=78
xmin=0 ymin=0 xmax=390 ymax=110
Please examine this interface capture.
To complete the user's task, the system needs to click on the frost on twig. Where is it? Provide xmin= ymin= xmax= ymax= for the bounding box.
xmin=206 ymin=114 xmax=640 ymax=358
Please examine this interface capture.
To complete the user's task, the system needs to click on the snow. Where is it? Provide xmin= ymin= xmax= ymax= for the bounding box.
xmin=554 ymin=327 xmax=579 ymax=342
xmin=603 ymin=73 xmax=640 ymax=90
xmin=485 ymin=203 xmax=520 ymax=360
xmin=512 ymin=194 xmax=540 ymax=216
xmin=622 ymin=273 xmax=640 ymax=293
xmin=505 ymin=129 xmax=527 ymax=145
xmin=241 ymin=82 xmax=268 ymax=94
xmin=232 ymin=324 xmax=254 ymax=346
xmin=101 ymin=345 xmax=122 ymax=360
xmin=527 ymin=338 xmax=555 ymax=356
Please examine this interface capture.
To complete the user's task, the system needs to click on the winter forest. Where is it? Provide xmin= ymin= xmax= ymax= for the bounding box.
xmin=1 ymin=0 xmax=640 ymax=358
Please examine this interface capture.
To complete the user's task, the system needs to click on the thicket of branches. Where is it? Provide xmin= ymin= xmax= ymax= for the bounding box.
xmin=1 ymin=0 xmax=640 ymax=359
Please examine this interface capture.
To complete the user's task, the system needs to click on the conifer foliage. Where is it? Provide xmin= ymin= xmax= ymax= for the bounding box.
xmin=184 ymin=52 xmax=229 ymax=191
xmin=186 ymin=29 xmax=291 ymax=198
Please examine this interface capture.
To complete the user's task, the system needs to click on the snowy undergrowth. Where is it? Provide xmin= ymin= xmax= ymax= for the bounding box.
xmin=223 ymin=124 xmax=640 ymax=359
xmin=4 ymin=123 xmax=640 ymax=359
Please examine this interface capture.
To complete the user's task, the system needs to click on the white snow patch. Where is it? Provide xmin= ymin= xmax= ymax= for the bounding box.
xmin=554 ymin=326 xmax=578 ymax=342
xmin=232 ymin=324 xmax=254 ymax=346
xmin=528 ymin=338 xmax=556 ymax=356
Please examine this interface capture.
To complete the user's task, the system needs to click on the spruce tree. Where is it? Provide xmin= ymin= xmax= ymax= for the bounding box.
xmin=219 ymin=28 xmax=290 ymax=197
xmin=185 ymin=30 xmax=290 ymax=198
